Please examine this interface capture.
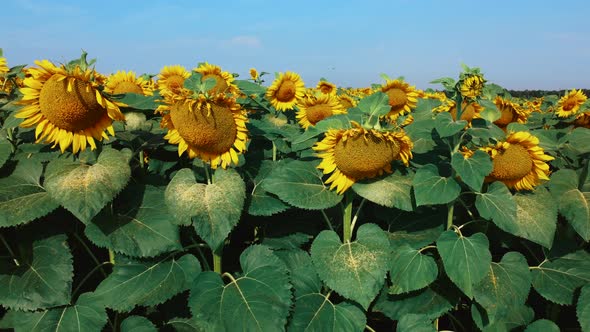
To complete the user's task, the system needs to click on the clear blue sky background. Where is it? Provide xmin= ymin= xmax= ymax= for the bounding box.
xmin=3 ymin=0 xmax=589 ymax=90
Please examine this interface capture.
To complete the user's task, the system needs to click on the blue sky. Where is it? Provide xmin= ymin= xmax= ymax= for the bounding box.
xmin=3 ymin=0 xmax=590 ymax=90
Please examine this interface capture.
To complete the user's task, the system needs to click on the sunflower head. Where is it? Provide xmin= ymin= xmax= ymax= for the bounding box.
xmin=481 ymin=131 xmax=553 ymax=191
xmin=556 ymin=89 xmax=587 ymax=118
xmin=433 ymin=99 xmax=483 ymax=125
xmin=15 ymin=59 xmax=124 ymax=153
xmin=573 ymin=112 xmax=590 ymax=128
xmin=158 ymin=65 xmax=191 ymax=99
xmin=193 ymin=62 xmax=237 ymax=95
xmin=380 ymin=79 xmax=419 ymax=121
xmin=266 ymin=71 xmax=305 ymax=111
xmin=0 ymin=57 xmax=8 ymax=75
xmin=314 ymin=122 xmax=413 ymax=194
xmin=316 ymin=80 xmax=337 ymax=95
xmin=338 ymin=94 xmax=357 ymax=109
xmin=493 ymin=96 xmax=530 ymax=128
xmin=157 ymin=94 xmax=248 ymax=169
xmin=249 ymin=68 xmax=259 ymax=81
xmin=460 ymin=74 xmax=485 ymax=99
xmin=296 ymin=94 xmax=346 ymax=129
xmin=105 ymin=70 xmax=154 ymax=96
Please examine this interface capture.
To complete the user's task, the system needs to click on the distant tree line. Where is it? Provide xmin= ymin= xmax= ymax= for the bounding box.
xmin=507 ymin=89 xmax=590 ymax=99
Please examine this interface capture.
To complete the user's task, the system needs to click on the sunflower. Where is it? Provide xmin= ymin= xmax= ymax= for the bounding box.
xmin=314 ymin=122 xmax=413 ymax=194
xmin=573 ymin=112 xmax=590 ymax=128
xmin=0 ymin=57 xmax=8 ymax=74
xmin=380 ymin=79 xmax=419 ymax=121
xmin=296 ymin=94 xmax=346 ymax=129
xmin=460 ymin=74 xmax=485 ymax=99
xmin=157 ymin=65 xmax=191 ymax=99
xmin=423 ymin=91 xmax=447 ymax=101
xmin=479 ymin=131 xmax=553 ymax=191
xmin=193 ymin=62 xmax=237 ymax=95
xmin=15 ymin=60 xmax=124 ymax=153
xmin=316 ymin=80 xmax=337 ymax=95
xmin=266 ymin=71 xmax=305 ymax=111
xmin=105 ymin=70 xmax=154 ymax=96
xmin=158 ymin=94 xmax=248 ymax=169
xmin=493 ymin=96 xmax=530 ymax=129
xmin=434 ymin=99 xmax=483 ymax=124
xmin=338 ymin=94 xmax=357 ymax=109
xmin=249 ymin=68 xmax=258 ymax=81
xmin=555 ymin=89 xmax=587 ymax=118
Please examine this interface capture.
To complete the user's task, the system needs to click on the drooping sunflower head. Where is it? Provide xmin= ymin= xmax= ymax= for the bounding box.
xmin=460 ymin=74 xmax=485 ymax=99
xmin=266 ymin=71 xmax=306 ymax=111
xmin=157 ymin=94 xmax=248 ymax=169
xmin=193 ymin=62 xmax=237 ymax=95
xmin=296 ymin=94 xmax=346 ymax=129
xmin=423 ymin=91 xmax=447 ymax=101
xmin=15 ymin=59 xmax=125 ymax=153
xmin=0 ymin=57 xmax=8 ymax=75
xmin=316 ymin=80 xmax=337 ymax=95
xmin=493 ymin=96 xmax=530 ymax=128
xmin=481 ymin=131 xmax=553 ymax=191
xmin=433 ymin=99 xmax=483 ymax=124
xmin=573 ymin=112 xmax=590 ymax=128
xmin=249 ymin=68 xmax=259 ymax=81
xmin=157 ymin=65 xmax=191 ymax=99
xmin=338 ymin=94 xmax=357 ymax=109
xmin=380 ymin=79 xmax=419 ymax=121
xmin=105 ymin=70 xmax=154 ymax=96
xmin=314 ymin=122 xmax=413 ymax=194
xmin=555 ymin=89 xmax=587 ymax=118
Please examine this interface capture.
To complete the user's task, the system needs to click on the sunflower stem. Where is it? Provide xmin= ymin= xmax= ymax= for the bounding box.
xmin=5 ymin=128 xmax=16 ymax=153
xmin=138 ymin=150 xmax=145 ymax=170
xmin=204 ymin=164 xmax=212 ymax=185
xmin=0 ymin=232 xmax=19 ymax=267
xmin=272 ymin=141 xmax=277 ymax=161
xmin=446 ymin=201 xmax=455 ymax=230
xmin=320 ymin=210 xmax=334 ymax=231
xmin=342 ymin=192 xmax=354 ymax=242
xmin=579 ymin=158 xmax=589 ymax=191
xmin=213 ymin=248 xmax=223 ymax=274
xmin=349 ymin=198 xmax=366 ymax=236
xmin=108 ymin=249 xmax=116 ymax=265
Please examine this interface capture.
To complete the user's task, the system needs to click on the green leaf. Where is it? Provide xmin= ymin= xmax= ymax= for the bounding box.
xmin=263 ymin=233 xmax=313 ymax=251
xmin=549 ymin=169 xmax=590 ymax=241
xmin=413 ymin=164 xmax=461 ymax=206
xmin=578 ymin=285 xmax=590 ymax=332
xmin=247 ymin=160 xmax=289 ymax=216
xmin=567 ymin=127 xmax=590 ymax=154
xmin=90 ymin=254 xmax=201 ymax=311
xmin=374 ymin=284 xmax=459 ymax=321
xmin=479 ymin=99 xmax=501 ymax=122
xmin=388 ymin=210 xmax=445 ymax=250
xmin=524 ymin=319 xmax=559 ymax=332
xmin=120 ymin=316 xmax=158 ymax=332
xmin=434 ymin=112 xmax=467 ymax=138
xmin=262 ymin=159 xmax=343 ymax=210
xmin=0 ymin=234 xmax=73 ymax=310
xmin=85 ymin=185 xmax=181 ymax=257
xmin=288 ymin=295 xmax=366 ymax=332
xmin=44 ymin=148 xmax=131 ymax=224
xmin=472 ymin=304 xmax=534 ymax=332
xmin=10 ymin=293 xmax=108 ymax=332
xmin=165 ymin=168 xmax=245 ymax=251
xmin=389 ymin=245 xmax=438 ymax=295
xmin=189 ymin=245 xmax=292 ymax=331
xmin=475 ymin=182 xmax=516 ymax=232
xmin=397 ymin=314 xmax=436 ymax=332
xmin=512 ymin=188 xmax=557 ymax=248
xmin=0 ymin=160 xmax=59 ymax=227
xmin=0 ymin=131 xmax=11 ymax=169
xmin=404 ymin=119 xmax=437 ymax=154
xmin=235 ymin=80 xmax=266 ymax=95
xmin=165 ymin=317 xmax=201 ymax=332
xmin=353 ymin=171 xmax=414 ymax=211
xmin=473 ymin=252 xmax=532 ymax=325
xmin=532 ymin=250 xmax=590 ymax=305
xmin=311 ymin=223 xmax=390 ymax=309
xmin=357 ymin=91 xmax=390 ymax=120
xmin=115 ymin=93 xmax=159 ymax=110
xmin=451 ymin=150 xmax=493 ymax=192
xmin=275 ymin=249 xmax=321 ymax=297
xmin=437 ymin=231 xmax=491 ymax=298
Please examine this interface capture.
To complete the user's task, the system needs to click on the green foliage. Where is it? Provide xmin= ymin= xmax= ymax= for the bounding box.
xmin=189 ymin=245 xmax=292 ymax=331
xmin=120 ymin=316 xmax=158 ymax=332
xmin=353 ymin=171 xmax=414 ymax=211
xmin=549 ymin=169 xmax=590 ymax=240
xmin=396 ymin=314 xmax=436 ymax=332
xmin=451 ymin=150 xmax=493 ymax=192
xmin=44 ymin=148 xmax=132 ymax=224
xmin=0 ymin=234 xmax=73 ymax=310
xmin=311 ymin=223 xmax=390 ymax=309
xmin=388 ymin=245 xmax=438 ymax=295
xmin=288 ymin=295 xmax=366 ymax=332
xmin=413 ymin=164 xmax=461 ymax=206
xmin=435 ymin=112 xmax=467 ymax=138
xmin=578 ymin=285 xmax=590 ymax=332
xmin=524 ymin=319 xmax=560 ymax=332
xmin=246 ymin=160 xmax=289 ymax=216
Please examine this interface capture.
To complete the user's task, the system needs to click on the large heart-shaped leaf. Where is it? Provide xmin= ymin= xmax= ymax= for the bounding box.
xmin=85 ymin=184 xmax=181 ymax=257
xmin=475 ymin=182 xmax=516 ymax=232
xmin=437 ymin=231 xmax=491 ymax=298
xmin=9 ymin=293 xmax=108 ymax=332
xmin=578 ymin=285 xmax=590 ymax=332
xmin=90 ymin=254 xmax=201 ymax=311
xmin=261 ymin=159 xmax=343 ymax=210
xmin=512 ymin=188 xmax=557 ymax=248
xmin=0 ymin=130 xmax=12 ymax=169
xmin=389 ymin=245 xmax=438 ymax=295
xmin=44 ymin=148 xmax=131 ymax=224
xmin=549 ymin=169 xmax=590 ymax=241
xmin=165 ymin=168 xmax=245 ymax=252
xmin=353 ymin=171 xmax=414 ymax=211
xmin=0 ymin=234 xmax=73 ymax=310
xmin=413 ymin=164 xmax=461 ymax=206
xmin=451 ymin=150 xmax=493 ymax=192
xmin=120 ymin=316 xmax=158 ymax=332
xmin=288 ymin=294 xmax=366 ymax=332
xmin=531 ymin=250 xmax=590 ymax=305
xmin=0 ymin=159 xmax=59 ymax=227
xmin=435 ymin=112 xmax=467 ymax=138
xmin=397 ymin=314 xmax=436 ymax=332
xmin=311 ymin=223 xmax=390 ymax=309
xmin=247 ymin=160 xmax=289 ymax=216
xmin=189 ymin=245 xmax=292 ymax=331
xmin=524 ymin=319 xmax=560 ymax=332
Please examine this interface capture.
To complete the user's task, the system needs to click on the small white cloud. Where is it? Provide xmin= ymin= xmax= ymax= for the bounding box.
xmin=227 ymin=36 xmax=262 ymax=48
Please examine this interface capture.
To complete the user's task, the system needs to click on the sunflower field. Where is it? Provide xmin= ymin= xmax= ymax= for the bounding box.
xmin=0 ymin=50 xmax=589 ymax=332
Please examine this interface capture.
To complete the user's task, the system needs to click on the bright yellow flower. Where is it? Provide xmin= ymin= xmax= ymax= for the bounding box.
xmin=105 ymin=70 xmax=154 ymax=96
xmin=555 ymin=89 xmax=587 ymax=118
xmin=380 ymin=79 xmax=419 ymax=121
xmin=193 ymin=62 xmax=238 ymax=95
xmin=266 ymin=71 xmax=305 ymax=111
xmin=296 ymin=94 xmax=346 ymax=129
xmin=460 ymin=75 xmax=485 ymax=99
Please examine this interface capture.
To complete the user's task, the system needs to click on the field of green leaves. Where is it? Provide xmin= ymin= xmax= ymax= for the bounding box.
xmin=0 ymin=50 xmax=589 ymax=331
